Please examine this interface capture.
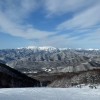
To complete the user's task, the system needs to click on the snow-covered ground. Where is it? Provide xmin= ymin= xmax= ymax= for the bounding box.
xmin=0 ymin=87 xmax=100 ymax=100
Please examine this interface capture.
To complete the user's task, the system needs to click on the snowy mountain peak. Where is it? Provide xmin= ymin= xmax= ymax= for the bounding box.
xmin=26 ymin=46 xmax=38 ymax=49
xmin=39 ymin=46 xmax=57 ymax=51
xmin=24 ymin=46 xmax=57 ymax=51
xmin=86 ymin=48 xmax=99 ymax=51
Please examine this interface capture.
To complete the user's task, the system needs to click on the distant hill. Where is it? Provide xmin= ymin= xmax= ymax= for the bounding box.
xmin=0 ymin=63 xmax=40 ymax=88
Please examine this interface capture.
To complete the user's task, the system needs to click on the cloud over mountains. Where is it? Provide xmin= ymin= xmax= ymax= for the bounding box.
xmin=0 ymin=0 xmax=100 ymax=48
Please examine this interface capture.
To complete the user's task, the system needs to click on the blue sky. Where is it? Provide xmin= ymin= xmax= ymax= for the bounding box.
xmin=0 ymin=0 xmax=100 ymax=49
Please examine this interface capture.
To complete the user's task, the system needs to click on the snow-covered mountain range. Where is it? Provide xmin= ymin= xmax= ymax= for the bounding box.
xmin=1 ymin=46 xmax=100 ymax=87
xmin=17 ymin=46 xmax=99 ymax=51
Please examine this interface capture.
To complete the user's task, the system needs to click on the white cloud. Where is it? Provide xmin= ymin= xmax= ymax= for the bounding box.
xmin=39 ymin=34 xmax=69 ymax=47
xmin=0 ymin=0 xmax=38 ymax=21
xmin=57 ymin=3 xmax=100 ymax=30
xmin=42 ymin=28 xmax=100 ymax=48
xmin=0 ymin=11 xmax=55 ymax=39
xmin=0 ymin=0 xmax=56 ymax=40
xmin=51 ymin=1 xmax=100 ymax=48
xmin=44 ymin=0 xmax=97 ymax=17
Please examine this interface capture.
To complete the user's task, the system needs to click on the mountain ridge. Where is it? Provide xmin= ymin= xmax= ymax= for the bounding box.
xmin=17 ymin=46 xmax=100 ymax=51
xmin=1 ymin=47 xmax=100 ymax=87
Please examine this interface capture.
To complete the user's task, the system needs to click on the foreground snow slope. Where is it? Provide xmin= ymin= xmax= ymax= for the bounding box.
xmin=0 ymin=88 xmax=100 ymax=100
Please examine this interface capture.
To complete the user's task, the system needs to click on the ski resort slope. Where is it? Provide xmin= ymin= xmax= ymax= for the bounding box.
xmin=0 ymin=88 xmax=100 ymax=100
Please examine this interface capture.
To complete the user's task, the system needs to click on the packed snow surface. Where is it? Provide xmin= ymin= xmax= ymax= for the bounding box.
xmin=0 ymin=87 xmax=100 ymax=100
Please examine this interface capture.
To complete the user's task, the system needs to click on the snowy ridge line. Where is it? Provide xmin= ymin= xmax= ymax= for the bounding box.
xmin=17 ymin=46 xmax=57 ymax=51
xmin=17 ymin=46 xmax=100 ymax=51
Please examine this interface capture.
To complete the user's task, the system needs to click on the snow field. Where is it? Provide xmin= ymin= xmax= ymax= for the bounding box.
xmin=0 ymin=87 xmax=100 ymax=100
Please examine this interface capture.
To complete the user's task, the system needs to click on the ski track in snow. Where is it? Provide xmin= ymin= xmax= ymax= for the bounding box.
xmin=0 ymin=88 xmax=100 ymax=100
